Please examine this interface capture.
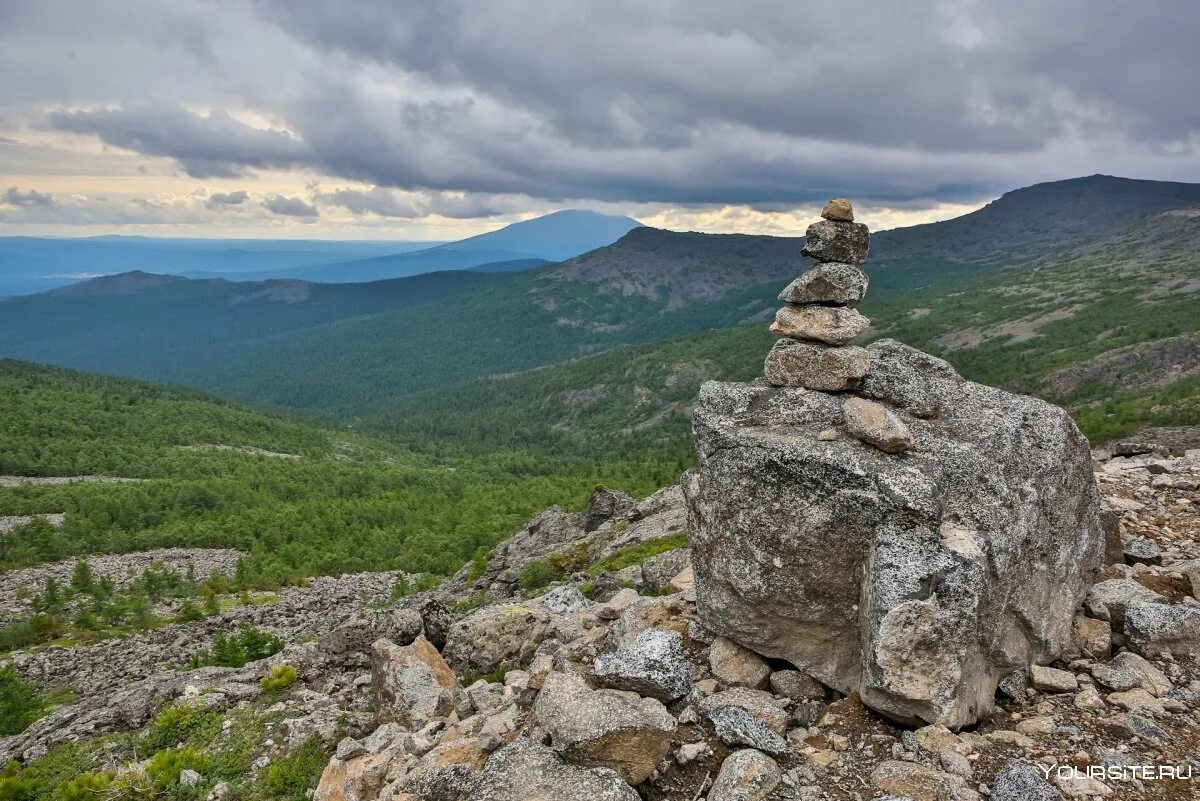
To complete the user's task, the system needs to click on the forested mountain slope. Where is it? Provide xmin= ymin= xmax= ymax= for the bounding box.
xmin=1 ymin=176 xmax=1198 ymax=425
xmin=0 ymin=360 xmax=679 ymax=583
xmin=376 ymin=206 xmax=1200 ymax=452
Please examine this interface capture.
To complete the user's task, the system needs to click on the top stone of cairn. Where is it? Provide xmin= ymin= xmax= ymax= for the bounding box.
xmin=820 ymin=197 xmax=854 ymax=222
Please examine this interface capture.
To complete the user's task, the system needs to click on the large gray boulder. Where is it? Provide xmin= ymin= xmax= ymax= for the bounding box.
xmin=684 ymin=340 xmax=1103 ymax=729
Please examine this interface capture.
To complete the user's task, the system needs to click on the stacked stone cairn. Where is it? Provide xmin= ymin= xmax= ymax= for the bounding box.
xmin=763 ymin=198 xmax=914 ymax=453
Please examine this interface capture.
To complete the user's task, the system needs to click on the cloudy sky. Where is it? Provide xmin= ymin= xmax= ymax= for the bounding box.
xmin=2 ymin=1 xmax=1198 ymax=240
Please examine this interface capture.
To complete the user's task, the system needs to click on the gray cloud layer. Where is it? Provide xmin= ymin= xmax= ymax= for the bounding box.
xmin=3 ymin=0 xmax=1200 ymax=218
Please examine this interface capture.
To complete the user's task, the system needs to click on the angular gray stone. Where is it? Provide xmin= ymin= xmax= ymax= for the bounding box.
xmin=769 ymin=305 xmax=870 ymax=345
xmin=1124 ymin=601 xmax=1200 ymax=657
xmin=699 ymin=688 xmax=790 ymax=735
xmin=533 ymin=671 xmax=676 ymax=785
xmin=778 ymin=262 xmax=868 ymax=307
xmin=1029 ymin=665 xmax=1077 ymax=693
xmin=1090 ymin=651 xmax=1172 ymax=695
xmin=686 ymin=340 xmax=1104 ymax=730
xmin=370 ymin=636 xmax=464 ymax=728
xmin=801 ymin=220 xmax=870 ymax=264
xmin=1084 ymin=579 xmax=1166 ymax=630
xmin=842 ymin=396 xmax=914 ymax=454
xmin=709 ymin=636 xmax=771 ymax=689
xmin=703 ymin=705 xmax=788 ymax=755
xmin=763 ymin=338 xmax=870 ymax=391
xmin=468 ymin=737 xmax=639 ymax=801
xmin=991 ymin=759 xmax=1063 ymax=801
xmin=708 ymin=749 xmax=781 ymax=801
xmin=593 ymin=628 xmax=693 ymax=703
xmin=768 ymin=670 xmax=827 ymax=701
xmin=1123 ymin=537 xmax=1162 ymax=566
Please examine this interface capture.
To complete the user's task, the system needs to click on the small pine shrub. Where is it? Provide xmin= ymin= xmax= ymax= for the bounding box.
xmin=260 ymin=665 xmax=297 ymax=693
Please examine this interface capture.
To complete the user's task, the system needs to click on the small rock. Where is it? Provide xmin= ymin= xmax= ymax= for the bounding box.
xmin=371 ymin=636 xmax=464 ymax=728
xmin=768 ymin=670 xmax=826 ymax=702
xmin=1054 ymin=773 xmax=1112 ymax=798
xmin=593 ymin=628 xmax=693 ymax=703
xmin=871 ymin=760 xmax=965 ymax=801
xmin=1073 ymin=685 xmax=1106 ymax=711
xmin=1070 ymin=616 xmax=1111 ymax=660
xmin=709 ymin=637 xmax=771 ymax=689
xmin=1123 ymin=538 xmax=1162 ymax=566
xmin=533 ymin=672 xmax=676 ymax=785
xmin=179 ymin=769 xmax=203 ymax=787
xmin=841 ymin=396 xmax=913 ymax=454
xmin=708 ymin=749 xmax=781 ymax=801
xmin=1106 ymin=688 xmax=1165 ymax=716
xmin=1029 ymin=665 xmax=1078 ymax=693
xmin=1124 ymin=600 xmax=1200 ymax=657
xmin=467 ymin=737 xmax=639 ymax=801
xmin=1014 ymin=716 xmax=1056 ymax=736
xmin=820 ymin=198 xmax=854 ymax=222
xmin=1089 ymin=651 xmax=1172 ymax=695
xmin=990 ymin=759 xmax=1062 ymax=801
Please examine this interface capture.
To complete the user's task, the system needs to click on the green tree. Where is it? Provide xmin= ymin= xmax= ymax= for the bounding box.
xmin=0 ymin=665 xmax=46 ymax=736
xmin=70 ymin=560 xmax=94 ymax=594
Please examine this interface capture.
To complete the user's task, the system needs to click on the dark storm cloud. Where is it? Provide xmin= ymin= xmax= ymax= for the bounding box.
xmin=10 ymin=0 xmax=1200 ymax=214
xmin=263 ymin=194 xmax=318 ymax=218
xmin=3 ymin=187 xmax=56 ymax=207
xmin=48 ymin=105 xmax=309 ymax=179
xmin=205 ymin=190 xmax=249 ymax=209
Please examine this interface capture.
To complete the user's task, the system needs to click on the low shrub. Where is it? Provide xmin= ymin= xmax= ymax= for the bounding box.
xmin=260 ymin=665 xmax=297 ymax=693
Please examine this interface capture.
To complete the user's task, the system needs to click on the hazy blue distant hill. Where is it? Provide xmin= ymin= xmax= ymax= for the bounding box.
xmin=284 ymin=209 xmax=642 ymax=283
xmin=0 ymin=236 xmax=442 ymax=296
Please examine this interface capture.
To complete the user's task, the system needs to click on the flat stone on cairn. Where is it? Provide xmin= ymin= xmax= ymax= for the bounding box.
xmin=769 ymin=304 xmax=870 ymax=345
xmin=778 ymin=262 xmax=868 ymax=306
xmin=763 ymin=338 xmax=869 ymax=391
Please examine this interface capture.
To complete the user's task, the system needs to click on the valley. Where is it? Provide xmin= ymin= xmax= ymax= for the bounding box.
xmin=2 ymin=175 xmax=1200 ymax=801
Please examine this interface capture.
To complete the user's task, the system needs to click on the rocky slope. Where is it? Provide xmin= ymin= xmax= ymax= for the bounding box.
xmin=3 ymin=451 xmax=1198 ymax=800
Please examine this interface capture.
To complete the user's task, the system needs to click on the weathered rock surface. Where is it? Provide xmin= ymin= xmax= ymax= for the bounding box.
xmin=991 ymin=759 xmax=1063 ymax=800
xmin=762 ymin=337 xmax=870 ymax=391
xmin=533 ymin=671 xmax=676 ymax=784
xmin=1124 ymin=600 xmax=1200 ymax=657
xmin=707 ymin=749 xmax=781 ymax=801
xmin=708 ymin=635 xmax=771 ymax=689
xmin=371 ymin=636 xmax=464 ymax=728
xmin=777 ymin=262 xmax=868 ymax=307
xmin=468 ymin=738 xmax=639 ymax=801
xmin=801 ymin=220 xmax=870 ymax=264
xmin=769 ymin=304 xmax=870 ymax=345
xmin=686 ymin=340 xmax=1104 ymax=728
xmin=593 ymin=628 xmax=693 ymax=702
